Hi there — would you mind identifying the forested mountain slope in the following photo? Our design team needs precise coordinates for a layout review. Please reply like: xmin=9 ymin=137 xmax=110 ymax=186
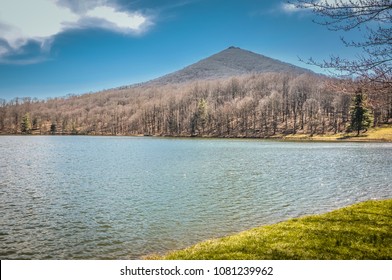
xmin=0 ymin=48 xmax=391 ymax=137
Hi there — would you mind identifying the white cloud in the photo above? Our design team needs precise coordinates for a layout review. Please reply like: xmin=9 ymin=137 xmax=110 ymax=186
xmin=85 ymin=6 xmax=146 ymax=32
xmin=0 ymin=0 xmax=149 ymax=58
xmin=0 ymin=45 xmax=9 ymax=56
xmin=0 ymin=0 xmax=78 ymax=49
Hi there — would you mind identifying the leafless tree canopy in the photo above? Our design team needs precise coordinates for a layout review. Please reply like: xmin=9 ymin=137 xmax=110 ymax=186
xmin=1 ymin=73 xmax=391 ymax=136
xmin=293 ymin=0 xmax=392 ymax=87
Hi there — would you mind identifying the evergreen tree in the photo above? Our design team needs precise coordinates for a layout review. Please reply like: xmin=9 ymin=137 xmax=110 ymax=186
xmin=20 ymin=113 xmax=31 ymax=134
xmin=50 ymin=123 xmax=57 ymax=135
xmin=190 ymin=98 xmax=208 ymax=136
xmin=197 ymin=98 xmax=208 ymax=134
xmin=348 ymin=91 xmax=372 ymax=136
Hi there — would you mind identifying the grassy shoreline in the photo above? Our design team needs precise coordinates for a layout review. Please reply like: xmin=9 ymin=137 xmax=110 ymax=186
xmin=2 ymin=126 xmax=392 ymax=142
xmin=151 ymin=199 xmax=392 ymax=260
xmin=272 ymin=126 xmax=392 ymax=142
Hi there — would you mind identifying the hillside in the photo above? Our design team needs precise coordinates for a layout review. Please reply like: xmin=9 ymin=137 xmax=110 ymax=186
xmin=0 ymin=48 xmax=390 ymax=137
xmin=147 ymin=46 xmax=312 ymax=85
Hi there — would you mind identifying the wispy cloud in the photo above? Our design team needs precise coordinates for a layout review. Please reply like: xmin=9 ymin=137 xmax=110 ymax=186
xmin=281 ymin=0 xmax=352 ymax=13
xmin=85 ymin=6 xmax=147 ymax=33
xmin=281 ymin=3 xmax=302 ymax=13
xmin=0 ymin=0 xmax=151 ymax=61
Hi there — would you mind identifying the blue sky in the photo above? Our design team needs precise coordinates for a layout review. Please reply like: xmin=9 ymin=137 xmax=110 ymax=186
xmin=0 ymin=0 xmax=362 ymax=100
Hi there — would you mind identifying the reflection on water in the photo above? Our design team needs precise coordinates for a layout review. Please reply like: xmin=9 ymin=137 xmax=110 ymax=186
xmin=1 ymin=136 xmax=391 ymax=259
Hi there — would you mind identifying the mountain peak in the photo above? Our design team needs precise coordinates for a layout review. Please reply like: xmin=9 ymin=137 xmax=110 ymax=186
xmin=148 ymin=47 xmax=311 ymax=85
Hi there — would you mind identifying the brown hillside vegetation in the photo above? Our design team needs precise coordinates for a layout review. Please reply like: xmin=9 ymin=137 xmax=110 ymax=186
xmin=0 ymin=73 xmax=391 ymax=137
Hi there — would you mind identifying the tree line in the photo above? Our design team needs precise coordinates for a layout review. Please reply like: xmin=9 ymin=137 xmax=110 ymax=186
xmin=0 ymin=73 xmax=391 ymax=137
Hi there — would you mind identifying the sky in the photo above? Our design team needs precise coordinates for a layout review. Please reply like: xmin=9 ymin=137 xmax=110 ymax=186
xmin=0 ymin=0 xmax=363 ymax=101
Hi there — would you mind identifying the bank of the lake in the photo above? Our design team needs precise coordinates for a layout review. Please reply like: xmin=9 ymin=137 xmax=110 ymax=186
xmin=158 ymin=199 xmax=392 ymax=260
xmin=4 ymin=125 xmax=392 ymax=142
xmin=272 ymin=126 xmax=392 ymax=142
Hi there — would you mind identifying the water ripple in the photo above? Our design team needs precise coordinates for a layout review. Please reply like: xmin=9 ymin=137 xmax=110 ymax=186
xmin=0 ymin=136 xmax=391 ymax=259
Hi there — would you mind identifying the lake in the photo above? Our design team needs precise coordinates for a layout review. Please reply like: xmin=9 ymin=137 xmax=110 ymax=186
xmin=1 ymin=136 xmax=391 ymax=259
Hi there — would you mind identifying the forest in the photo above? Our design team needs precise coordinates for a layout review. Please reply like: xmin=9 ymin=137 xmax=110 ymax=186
xmin=0 ymin=72 xmax=391 ymax=138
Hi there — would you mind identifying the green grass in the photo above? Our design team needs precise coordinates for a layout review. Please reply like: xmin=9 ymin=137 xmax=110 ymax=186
xmin=157 ymin=199 xmax=392 ymax=260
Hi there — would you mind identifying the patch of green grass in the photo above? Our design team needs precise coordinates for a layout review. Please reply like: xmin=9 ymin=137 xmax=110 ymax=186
xmin=160 ymin=199 xmax=392 ymax=260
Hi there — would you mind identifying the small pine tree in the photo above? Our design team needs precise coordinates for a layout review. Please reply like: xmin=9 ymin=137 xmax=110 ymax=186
xmin=20 ymin=113 xmax=31 ymax=134
xmin=197 ymin=98 xmax=208 ymax=133
xmin=348 ymin=91 xmax=372 ymax=136
xmin=50 ymin=123 xmax=57 ymax=135
xmin=191 ymin=98 xmax=208 ymax=136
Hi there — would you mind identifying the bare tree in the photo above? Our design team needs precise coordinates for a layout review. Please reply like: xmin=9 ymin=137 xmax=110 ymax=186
xmin=293 ymin=0 xmax=392 ymax=87
xmin=0 ymin=72 xmax=390 ymax=136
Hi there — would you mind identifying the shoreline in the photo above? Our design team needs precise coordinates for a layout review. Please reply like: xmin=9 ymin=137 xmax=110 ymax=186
xmin=151 ymin=199 xmax=392 ymax=260
xmin=1 ymin=125 xmax=391 ymax=142
xmin=1 ymin=133 xmax=391 ymax=143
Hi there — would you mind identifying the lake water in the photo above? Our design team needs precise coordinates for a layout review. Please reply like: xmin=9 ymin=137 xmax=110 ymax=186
xmin=1 ymin=136 xmax=391 ymax=259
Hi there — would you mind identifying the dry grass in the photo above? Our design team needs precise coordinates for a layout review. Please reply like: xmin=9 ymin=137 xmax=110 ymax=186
xmin=279 ymin=126 xmax=392 ymax=142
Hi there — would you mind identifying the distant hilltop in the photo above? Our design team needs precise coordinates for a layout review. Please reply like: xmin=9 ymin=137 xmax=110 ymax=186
xmin=147 ymin=46 xmax=312 ymax=85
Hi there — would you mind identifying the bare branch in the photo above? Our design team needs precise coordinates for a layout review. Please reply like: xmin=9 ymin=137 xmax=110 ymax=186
xmin=291 ymin=0 xmax=392 ymax=88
